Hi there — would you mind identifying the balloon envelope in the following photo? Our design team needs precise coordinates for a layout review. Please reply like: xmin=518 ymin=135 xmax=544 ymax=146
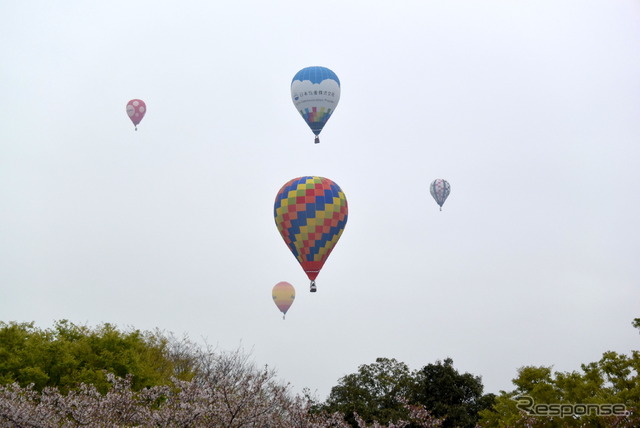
xmin=291 ymin=66 xmax=340 ymax=143
xmin=274 ymin=176 xmax=348 ymax=285
xmin=430 ymin=179 xmax=451 ymax=210
xmin=126 ymin=99 xmax=146 ymax=129
xmin=272 ymin=281 xmax=295 ymax=319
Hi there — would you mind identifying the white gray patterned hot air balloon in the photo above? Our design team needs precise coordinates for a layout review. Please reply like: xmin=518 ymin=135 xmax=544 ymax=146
xmin=430 ymin=179 xmax=451 ymax=211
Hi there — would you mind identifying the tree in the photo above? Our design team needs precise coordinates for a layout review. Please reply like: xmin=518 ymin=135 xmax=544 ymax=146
xmin=412 ymin=358 xmax=495 ymax=428
xmin=322 ymin=357 xmax=492 ymax=428
xmin=0 ymin=346 xmax=444 ymax=427
xmin=323 ymin=358 xmax=417 ymax=426
xmin=0 ymin=320 xmax=195 ymax=393
xmin=477 ymin=319 xmax=640 ymax=427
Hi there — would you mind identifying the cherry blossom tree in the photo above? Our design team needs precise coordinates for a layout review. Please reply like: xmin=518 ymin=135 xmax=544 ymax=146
xmin=0 ymin=348 xmax=443 ymax=428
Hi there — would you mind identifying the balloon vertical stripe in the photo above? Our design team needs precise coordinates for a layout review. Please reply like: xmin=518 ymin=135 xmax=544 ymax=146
xmin=430 ymin=179 xmax=451 ymax=210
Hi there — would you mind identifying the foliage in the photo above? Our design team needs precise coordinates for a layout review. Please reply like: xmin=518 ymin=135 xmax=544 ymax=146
xmin=0 ymin=320 xmax=195 ymax=394
xmin=477 ymin=319 xmax=640 ymax=427
xmin=323 ymin=358 xmax=416 ymax=426
xmin=412 ymin=358 xmax=495 ymax=428
xmin=322 ymin=357 xmax=493 ymax=428
xmin=0 ymin=347 xmax=443 ymax=428
xmin=5 ymin=318 xmax=638 ymax=426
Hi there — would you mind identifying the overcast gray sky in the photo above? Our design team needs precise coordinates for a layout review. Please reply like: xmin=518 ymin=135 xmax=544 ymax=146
xmin=1 ymin=0 xmax=639 ymax=400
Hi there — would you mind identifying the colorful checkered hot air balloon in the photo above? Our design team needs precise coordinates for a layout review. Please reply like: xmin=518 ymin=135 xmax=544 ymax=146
xmin=272 ymin=281 xmax=295 ymax=320
xmin=430 ymin=179 xmax=451 ymax=211
xmin=126 ymin=99 xmax=146 ymax=131
xmin=291 ymin=66 xmax=340 ymax=144
xmin=274 ymin=176 xmax=348 ymax=292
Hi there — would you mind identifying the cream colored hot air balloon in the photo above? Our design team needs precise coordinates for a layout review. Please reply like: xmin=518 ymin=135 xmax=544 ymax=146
xmin=272 ymin=281 xmax=295 ymax=319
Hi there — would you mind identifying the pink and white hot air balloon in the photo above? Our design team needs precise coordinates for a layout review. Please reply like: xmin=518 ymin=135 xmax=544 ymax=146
xmin=126 ymin=99 xmax=146 ymax=130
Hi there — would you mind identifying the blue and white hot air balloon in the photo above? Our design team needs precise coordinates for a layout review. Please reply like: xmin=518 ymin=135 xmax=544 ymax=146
xmin=291 ymin=66 xmax=341 ymax=144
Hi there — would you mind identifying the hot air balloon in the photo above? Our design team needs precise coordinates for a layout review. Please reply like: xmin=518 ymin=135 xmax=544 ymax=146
xmin=430 ymin=179 xmax=451 ymax=211
xmin=126 ymin=99 xmax=146 ymax=130
xmin=274 ymin=176 xmax=348 ymax=292
xmin=272 ymin=281 xmax=295 ymax=319
xmin=291 ymin=66 xmax=340 ymax=144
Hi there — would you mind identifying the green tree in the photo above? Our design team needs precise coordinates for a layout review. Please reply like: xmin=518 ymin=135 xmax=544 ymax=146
xmin=322 ymin=357 xmax=416 ymax=426
xmin=477 ymin=319 xmax=640 ymax=427
xmin=412 ymin=358 xmax=495 ymax=428
xmin=322 ymin=357 xmax=492 ymax=427
xmin=0 ymin=320 xmax=195 ymax=393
